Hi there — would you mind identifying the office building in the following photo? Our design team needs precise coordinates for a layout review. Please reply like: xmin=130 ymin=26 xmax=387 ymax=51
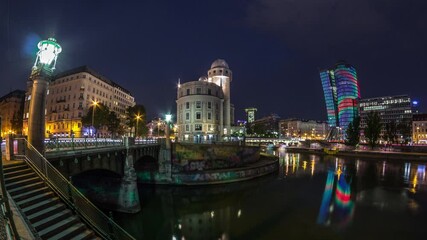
xmin=359 ymin=95 xmax=412 ymax=139
xmin=279 ymin=118 xmax=329 ymax=139
xmin=245 ymin=108 xmax=257 ymax=123
xmin=23 ymin=66 xmax=135 ymax=138
xmin=320 ymin=61 xmax=360 ymax=139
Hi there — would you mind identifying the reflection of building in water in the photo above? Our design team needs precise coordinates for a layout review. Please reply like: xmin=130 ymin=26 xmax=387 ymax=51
xmin=173 ymin=207 xmax=234 ymax=240
xmin=279 ymin=153 xmax=326 ymax=178
xmin=317 ymin=168 xmax=355 ymax=228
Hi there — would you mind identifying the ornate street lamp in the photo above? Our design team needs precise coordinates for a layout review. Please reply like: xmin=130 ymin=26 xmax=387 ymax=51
xmin=28 ymin=37 xmax=62 ymax=152
xmin=33 ymin=38 xmax=62 ymax=72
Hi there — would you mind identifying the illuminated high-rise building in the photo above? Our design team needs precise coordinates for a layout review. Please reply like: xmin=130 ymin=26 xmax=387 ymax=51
xmin=245 ymin=107 xmax=257 ymax=123
xmin=320 ymin=61 xmax=360 ymax=140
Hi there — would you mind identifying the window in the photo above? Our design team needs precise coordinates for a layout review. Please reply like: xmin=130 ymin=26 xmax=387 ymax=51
xmin=186 ymin=112 xmax=190 ymax=120
xmin=185 ymin=125 xmax=189 ymax=132
xmin=208 ymin=102 xmax=212 ymax=109
xmin=196 ymin=88 xmax=201 ymax=94
xmin=208 ymin=112 xmax=212 ymax=120
xmin=196 ymin=101 xmax=201 ymax=108
xmin=195 ymin=124 xmax=202 ymax=131
xmin=186 ymin=89 xmax=190 ymax=95
xmin=186 ymin=102 xmax=190 ymax=109
xmin=208 ymin=89 xmax=211 ymax=95
xmin=196 ymin=112 xmax=201 ymax=120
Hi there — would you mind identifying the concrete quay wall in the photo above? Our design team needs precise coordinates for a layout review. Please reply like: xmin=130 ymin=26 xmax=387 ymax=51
xmin=287 ymin=147 xmax=427 ymax=161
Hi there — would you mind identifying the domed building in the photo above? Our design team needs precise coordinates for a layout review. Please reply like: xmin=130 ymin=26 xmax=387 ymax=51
xmin=176 ymin=59 xmax=234 ymax=142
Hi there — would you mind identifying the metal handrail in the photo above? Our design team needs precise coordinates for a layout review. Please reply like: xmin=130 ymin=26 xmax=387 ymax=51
xmin=15 ymin=138 xmax=135 ymax=240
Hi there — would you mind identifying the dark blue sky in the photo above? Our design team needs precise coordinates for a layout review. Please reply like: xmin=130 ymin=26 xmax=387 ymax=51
xmin=1 ymin=0 xmax=426 ymax=121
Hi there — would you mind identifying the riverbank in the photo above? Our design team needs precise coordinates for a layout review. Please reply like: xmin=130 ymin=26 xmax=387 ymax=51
xmin=286 ymin=147 xmax=427 ymax=161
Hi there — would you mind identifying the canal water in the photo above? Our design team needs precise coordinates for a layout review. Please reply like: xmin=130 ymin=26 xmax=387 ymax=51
xmin=78 ymin=149 xmax=427 ymax=240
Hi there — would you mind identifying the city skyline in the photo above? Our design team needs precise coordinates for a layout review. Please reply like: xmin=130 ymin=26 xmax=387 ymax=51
xmin=1 ymin=0 xmax=426 ymax=121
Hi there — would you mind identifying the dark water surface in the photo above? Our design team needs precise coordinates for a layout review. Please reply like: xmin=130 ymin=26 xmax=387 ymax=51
xmin=80 ymin=149 xmax=427 ymax=240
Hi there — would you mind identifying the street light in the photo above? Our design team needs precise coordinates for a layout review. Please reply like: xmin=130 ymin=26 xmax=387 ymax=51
xmin=91 ymin=100 xmax=99 ymax=137
xmin=135 ymin=114 xmax=142 ymax=138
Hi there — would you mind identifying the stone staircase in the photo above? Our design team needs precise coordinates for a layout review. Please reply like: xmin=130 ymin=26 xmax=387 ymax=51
xmin=3 ymin=161 xmax=101 ymax=240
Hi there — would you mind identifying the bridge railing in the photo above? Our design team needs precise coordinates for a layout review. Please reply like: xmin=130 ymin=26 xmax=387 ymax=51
xmin=45 ymin=137 xmax=159 ymax=152
xmin=45 ymin=138 xmax=124 ymax=152
xmin=15 ymin=138 xmax=135 ymax=240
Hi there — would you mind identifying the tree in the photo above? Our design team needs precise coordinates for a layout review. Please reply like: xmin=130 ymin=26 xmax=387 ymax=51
xmin=106 ymin=112 xmax=121 ymax=138
xmin=346 ymin=116 xmax=360 ymax=146
xmin=11 ymin=112 xmax=23 ymax=134
xmin=126 ymin=105 xmax=147 ymax=137
xmin=384 ymin=120 xmax=397 ymax=144
xmin=397 ymin=120 xmax=411 ymax=144
xmin=81 ymin=103 xmax=120 ymax=137
xmin=364 ymin=112 xmax=382 ymax=149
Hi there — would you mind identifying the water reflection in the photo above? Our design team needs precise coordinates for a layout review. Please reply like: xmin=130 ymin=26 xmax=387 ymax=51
xmin=108 ymin=151 xmax=427 ymax=239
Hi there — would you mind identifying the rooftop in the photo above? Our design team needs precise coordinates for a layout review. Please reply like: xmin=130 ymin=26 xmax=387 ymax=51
xmin=54 ymin=66 xmax=133 ymax=96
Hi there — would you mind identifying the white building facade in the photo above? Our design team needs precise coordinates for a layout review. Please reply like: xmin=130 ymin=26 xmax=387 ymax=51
xmin=176 ymin=59 xmax=234 ymax=142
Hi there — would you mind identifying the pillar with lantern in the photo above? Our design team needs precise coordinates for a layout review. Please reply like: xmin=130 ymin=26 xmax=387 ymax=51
xmin=27 ymin=37 xmax=62 ymax=153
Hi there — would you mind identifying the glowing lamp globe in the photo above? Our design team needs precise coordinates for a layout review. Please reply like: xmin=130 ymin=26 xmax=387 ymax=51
xmin=165 ymin=114 xmax=172 ymax=123
xmin=33 ymin=37 xmax=62 ymax=71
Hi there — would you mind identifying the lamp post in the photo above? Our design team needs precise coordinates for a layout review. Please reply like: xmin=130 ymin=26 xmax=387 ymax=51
xmin=165 ymin=114 xmax=172 ymax=148
xmin=91 ymin=100 xmax=98 ymax=138
xmin=135 ymin=114 xmax=142 ymax=139
xmin=28 ymin=38 xmax=62 ymax=153
xmin=157 ymin=118 xmax=161 ymax=138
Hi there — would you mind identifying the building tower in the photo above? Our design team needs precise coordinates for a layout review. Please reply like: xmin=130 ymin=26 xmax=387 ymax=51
xmin=208 ymin=59 xmax=232 ymax=137
xmin=320 ymin=61 xmax=360 ymax=140
xmin=245 ymin=108 xmax=257 ymax=123
xmin=334 ymin=61 xmax=360 ymax=131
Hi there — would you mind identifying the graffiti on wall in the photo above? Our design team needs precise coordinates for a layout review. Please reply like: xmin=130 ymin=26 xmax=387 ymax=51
xmin=173 ymin=161 xmax=278 ymax=184
xmin=172 ymin=143 xmax=260 ymax=172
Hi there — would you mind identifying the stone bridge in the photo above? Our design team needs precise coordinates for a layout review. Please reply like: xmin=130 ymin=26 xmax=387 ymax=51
xmin=45 ymin=144 xmax=161 ymax=178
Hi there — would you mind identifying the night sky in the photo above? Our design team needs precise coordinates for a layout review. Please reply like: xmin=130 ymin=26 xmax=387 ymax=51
xmin=1 ymin=0 xmax=426 ymax=121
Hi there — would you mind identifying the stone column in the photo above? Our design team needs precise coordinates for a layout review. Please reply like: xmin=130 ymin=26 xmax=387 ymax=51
xmin=158 ymin=124 xmax=172 ymax=182
xmin=27 ymin=72 xmax=50 ymax=153
xmin=117 ymin=136 xmax=141 ymax=213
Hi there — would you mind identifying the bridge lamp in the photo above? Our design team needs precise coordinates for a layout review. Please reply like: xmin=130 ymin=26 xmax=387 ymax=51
xmin=91 ymin=100 xmax=99 ymax=137
xmin=33 ymin=38 xmax=62 ymax=71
